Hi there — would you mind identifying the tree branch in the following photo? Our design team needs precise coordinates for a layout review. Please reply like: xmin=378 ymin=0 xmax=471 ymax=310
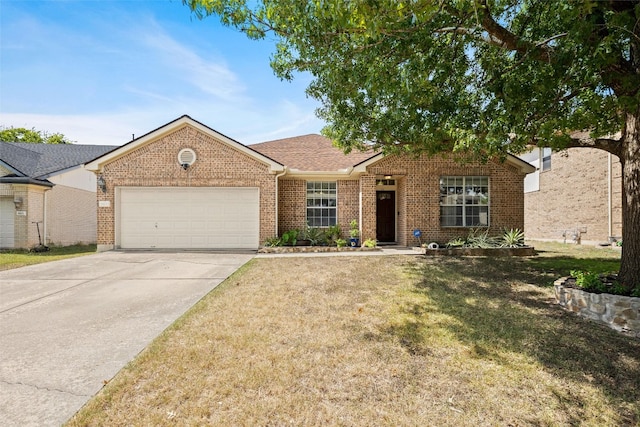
xmin=567 ymin=130 xmax=622 ymax=155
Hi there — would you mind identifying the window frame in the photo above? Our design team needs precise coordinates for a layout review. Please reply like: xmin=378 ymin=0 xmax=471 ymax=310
xmin=306 ymin=181 xmax=337 ymax=228
xmin=439 ymin=176 xmax=490 ymax=227
xmin=541 ymin=147 xmax=552 ymax=171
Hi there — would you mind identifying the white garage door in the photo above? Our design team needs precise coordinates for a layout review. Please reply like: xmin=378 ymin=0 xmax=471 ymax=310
xmin=118 ymin=187 xmax=260 ymax=249
xmin=0 ymin=197 xmax=15 ymax=248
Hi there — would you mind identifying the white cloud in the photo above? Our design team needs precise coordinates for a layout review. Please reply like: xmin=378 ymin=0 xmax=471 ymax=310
xmin=136 ymin=23 xmax=246 ymax=102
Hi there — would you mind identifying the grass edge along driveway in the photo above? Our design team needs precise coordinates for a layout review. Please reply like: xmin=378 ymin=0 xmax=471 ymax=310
xmin=0 ymin=244 xmax=96 ymax=271
xmin=67 ymin=243 xmax=639 ymax=426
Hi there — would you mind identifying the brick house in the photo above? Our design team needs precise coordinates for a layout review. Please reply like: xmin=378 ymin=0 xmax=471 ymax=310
xmin=521 ymin=147 xmax=622 ymax=244
xmin=0 ymin=142 xmax=116 ymax=249
xmin=85 ymin=115 xmax=534 ymax=251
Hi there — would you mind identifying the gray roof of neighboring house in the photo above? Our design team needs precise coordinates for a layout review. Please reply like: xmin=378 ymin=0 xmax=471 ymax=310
xmin=0 ymin=142 xmax=117 ymax=179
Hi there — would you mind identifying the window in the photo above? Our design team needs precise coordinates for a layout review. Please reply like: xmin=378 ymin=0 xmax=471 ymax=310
xmin=439 ymin=176 xmax=489 ymax=227
xmin=306 ymin=182 xmax=337 ymax=227
xmin=542 ymin=147 xmax=552 ymax=171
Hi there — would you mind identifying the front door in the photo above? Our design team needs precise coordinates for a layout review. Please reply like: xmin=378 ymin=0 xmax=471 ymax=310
xmin=376 ymin=191 xmax=396 ymax=242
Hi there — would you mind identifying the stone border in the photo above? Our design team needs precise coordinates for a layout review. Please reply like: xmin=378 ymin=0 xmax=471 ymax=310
xmin=417 ymin=246 xmax=535 ymax=257
xmin=258 ymin=246 xmax=379 ymax=254
xmin=554 ymin=277 xmax=640 ymax=339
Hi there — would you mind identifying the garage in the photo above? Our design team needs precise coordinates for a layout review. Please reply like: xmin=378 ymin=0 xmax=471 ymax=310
xmin=118 ymin=187 xmax=260 ymax=249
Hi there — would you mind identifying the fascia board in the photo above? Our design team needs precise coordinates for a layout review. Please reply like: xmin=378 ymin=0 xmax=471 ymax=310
xmin=505 ymin=154 xmax=536 ymax=174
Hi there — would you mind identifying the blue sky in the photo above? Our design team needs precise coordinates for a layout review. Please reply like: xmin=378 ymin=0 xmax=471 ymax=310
xmin=0 ymin=0 xmax=324 ymax=146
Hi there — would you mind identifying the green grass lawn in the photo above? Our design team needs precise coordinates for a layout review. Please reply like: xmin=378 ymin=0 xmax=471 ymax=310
xmin=67 ymin=241 xmax=638 ymax=426
xmin=0 ymin=244 xmax=96 ymax=271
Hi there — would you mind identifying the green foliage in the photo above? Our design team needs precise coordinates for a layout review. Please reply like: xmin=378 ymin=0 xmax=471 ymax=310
xmin=281 ymin=229 xmax=299 ymax=246
xmin=502 ymin=229 xmax=526 ymax=248
xmin=184 ymin=0 xmax=640 ymax=291
xmin=325 ymin=224 xmax=343 ymax=245
xmin=263 ymin=236 xmax=282 ymax=247
xmin=349 ymin=219 xmax=359 ymax=238
xmin=184 ymin=0 xmax=636 ymax=155
xmin=464 ymin=229 xmax=499 ymax=249
xmin=0 ymin=126 xmax=73 ymax=144
xmin=363 ymin=238 xmax=376 ymax=248
xmin=446 ymin=228 xmax=525 ymax=249
xmin=303 ymin=227 xmax=325 ymax=246
xmin=570 ymin=270 xmax=605 ymax=292
xmin=335 ymin=238 xmax=347 ymax=248
xmin=446 ymin=237 xmax=465 ymax=248
xmin=569 ymin=270 xmax=639 ymax=297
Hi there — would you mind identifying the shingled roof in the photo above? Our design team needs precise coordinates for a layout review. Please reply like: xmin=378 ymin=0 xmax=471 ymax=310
xmin=251 ymin=134 xmax=378 ymax=171
xmin=0 ymin=142 xmax=117 ymax=179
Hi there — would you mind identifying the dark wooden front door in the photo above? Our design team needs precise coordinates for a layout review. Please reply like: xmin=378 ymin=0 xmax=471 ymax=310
xmin=376 ymin=191 xmax=396 ymax=242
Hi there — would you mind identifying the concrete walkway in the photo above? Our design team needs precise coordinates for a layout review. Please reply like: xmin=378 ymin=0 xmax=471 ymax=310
xmin=0 ymin=251 xmax=254 ymax=427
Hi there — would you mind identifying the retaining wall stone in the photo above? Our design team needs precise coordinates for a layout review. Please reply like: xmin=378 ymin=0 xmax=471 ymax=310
xmin=554 ymin=277 xmax=640 ymax=339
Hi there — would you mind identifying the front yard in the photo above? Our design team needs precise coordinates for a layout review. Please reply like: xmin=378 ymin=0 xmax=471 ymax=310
xmin=68 ymin=242 xmax=639 ymax=426
xmin=0 ymin=244 xmax=96 ymax=271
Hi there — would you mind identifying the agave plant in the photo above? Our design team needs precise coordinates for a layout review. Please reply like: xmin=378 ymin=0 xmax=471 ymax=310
xmin=502 ymin=228 xmax=525 ymax=248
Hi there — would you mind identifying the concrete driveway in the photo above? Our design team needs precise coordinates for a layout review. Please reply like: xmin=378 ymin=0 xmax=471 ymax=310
xmin=0 ymin=251 xmax=254 ymax=427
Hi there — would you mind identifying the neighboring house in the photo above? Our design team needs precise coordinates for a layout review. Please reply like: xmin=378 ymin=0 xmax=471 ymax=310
xmin=0 ymin=142 xmax=116 ymax=249
xmin=520 ymin=147 xmax=622 ymax=244
xmin=85 ymin=115 xmax=534 ymax=251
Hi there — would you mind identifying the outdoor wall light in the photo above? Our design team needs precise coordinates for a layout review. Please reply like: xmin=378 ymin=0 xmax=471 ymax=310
xmin=13 ymin=197 xmax=23 ymax=208
xmin=97 ymin=174 xmax=107 ymax=193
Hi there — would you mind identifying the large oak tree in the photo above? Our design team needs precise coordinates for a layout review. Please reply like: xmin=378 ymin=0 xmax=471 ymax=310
xmin=185 ymin=0 xmax=640 ymax=292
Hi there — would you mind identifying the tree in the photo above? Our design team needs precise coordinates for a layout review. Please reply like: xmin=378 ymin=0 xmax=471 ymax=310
xmin=0 ymin=126 xmax=73 ymax=144
xmin=185 ymin=0 xmax=640 ymax=292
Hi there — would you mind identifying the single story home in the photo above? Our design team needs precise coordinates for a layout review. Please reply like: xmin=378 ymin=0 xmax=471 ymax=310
xmin=0 ymin=141 xmax=117 ymax=249
xmin=85 ymin=115 xmax=535 ymax=251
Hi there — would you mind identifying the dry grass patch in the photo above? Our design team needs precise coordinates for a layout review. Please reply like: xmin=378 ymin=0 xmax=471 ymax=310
xmin=68 ymin=247 xmax=639 ymax=426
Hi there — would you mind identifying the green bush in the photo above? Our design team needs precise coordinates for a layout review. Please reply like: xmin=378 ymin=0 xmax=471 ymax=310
xmin=502 ymin=228 xmax=525 ymax=247
xmin=281 ymin=229 xmax=300 ymax=246
xmin=569 ymin=270 xmax=639 ymax=297
xmin=304 ymin=227 xmax=326 ymax=246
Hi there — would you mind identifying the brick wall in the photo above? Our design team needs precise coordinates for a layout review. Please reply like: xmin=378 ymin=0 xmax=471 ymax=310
xmin=273 ymin=153 xmax=526 ymax=247
xmin=97 ymin=125 xmax=277 ymax=248
xmin=26 ymin=186 xmax=46 ymax=247
xmin=366 ymin=153 xmax=526 ymax=246
xmin=46 ymin=185 xmax=98 ymax=246
xmin=524 ymin=148 xmax=622 ymax=243
xmin=276 ymin=178 xmax=360 ymax=239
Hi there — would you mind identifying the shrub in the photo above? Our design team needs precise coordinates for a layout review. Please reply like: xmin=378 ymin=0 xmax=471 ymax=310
xmin=304 ymin=227 xmax=326 ymax=246
xmin=325 ymin=224 xmax=343 ymax=245
xmin=363 ymin=238 xmax=376 ymax=248
xmin=281 ymin=229 xmax=299 ymax=246
xmin=502 ymin=228 xmax=525 ymax=247
xmin=569 ymin=270 xmax=639 ymax=296
xmin=263 ymin=236 xmax=282 ymax=247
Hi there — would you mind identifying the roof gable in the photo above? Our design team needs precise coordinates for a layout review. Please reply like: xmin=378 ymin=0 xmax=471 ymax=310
xmin=85 ymin=115 xmax=284 ymax=173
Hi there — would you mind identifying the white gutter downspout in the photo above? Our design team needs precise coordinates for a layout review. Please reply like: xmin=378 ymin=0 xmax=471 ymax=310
xmin=608 ymin=153 xmax=613 ymax=241
xmin=43 ymin=188 xmax=51 ymax=246
xmin=274 ymin=169 xmax=287 ymax=236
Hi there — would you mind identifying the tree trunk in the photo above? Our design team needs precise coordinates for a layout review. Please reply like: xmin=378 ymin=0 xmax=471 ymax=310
xmin=618 ymin=109 xmax=640 ymax=292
